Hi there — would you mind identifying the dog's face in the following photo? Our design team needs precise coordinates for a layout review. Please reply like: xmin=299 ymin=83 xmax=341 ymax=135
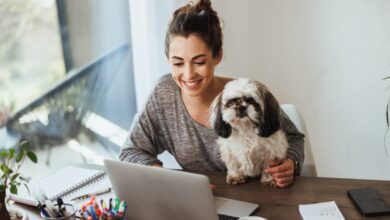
xmin=210 ymin=78 xmax=281 ymax=138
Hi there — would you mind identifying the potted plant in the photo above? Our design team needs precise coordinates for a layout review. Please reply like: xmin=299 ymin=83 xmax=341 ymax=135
xmin=0 ymin=141 xmax=37 ymax=220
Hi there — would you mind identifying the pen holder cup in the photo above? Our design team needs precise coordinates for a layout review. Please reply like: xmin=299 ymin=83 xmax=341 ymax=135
xmin=40 ymin=203 xmax=77 ymax=220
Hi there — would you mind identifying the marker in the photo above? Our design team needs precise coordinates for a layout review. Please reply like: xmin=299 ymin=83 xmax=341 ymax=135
xmin=118 ymin=200 xmax=126 ymax=214
xmin=45 ymin=200 xmax=60 ymax=217
xmin=90 ymin=206 xmax=98 ymax=220
xmin=114 ymin=198 xmax=120 ymax=211
xmin=39 ymin=206 xmax=50 ymax=217
xmin=57 ymin=198 xmax=64 ymax=216
xmin=109 ymin=198 xmax=112 ymax=211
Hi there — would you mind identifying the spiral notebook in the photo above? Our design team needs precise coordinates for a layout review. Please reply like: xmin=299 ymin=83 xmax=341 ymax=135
xmin=10 ymin=166 xmax=109 ymax=206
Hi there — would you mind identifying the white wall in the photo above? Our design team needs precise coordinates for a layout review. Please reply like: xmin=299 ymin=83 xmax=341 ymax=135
xmin=213 ymin=0 xmax=390 ymax=180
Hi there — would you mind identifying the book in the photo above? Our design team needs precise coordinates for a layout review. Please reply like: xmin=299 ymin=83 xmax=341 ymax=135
xmin=9 ymin=166 xmax=109 ymax=206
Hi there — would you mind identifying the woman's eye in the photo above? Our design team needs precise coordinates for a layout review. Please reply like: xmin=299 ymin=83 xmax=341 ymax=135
xmin=194 ymin=61 xmax=206 ymax=65
xmin=173 ymin=63 xmax=183 ymax=67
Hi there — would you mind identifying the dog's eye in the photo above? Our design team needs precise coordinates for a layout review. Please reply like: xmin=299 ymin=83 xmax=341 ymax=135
xmin=244 ymin=97 xmax=256 ymax=105
xmin=226 ymin=98 xmax=240 ymax=107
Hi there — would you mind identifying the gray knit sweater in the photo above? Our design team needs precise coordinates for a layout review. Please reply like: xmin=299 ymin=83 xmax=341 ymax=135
xmin=119 ymin=74 xmax=305 ymax=172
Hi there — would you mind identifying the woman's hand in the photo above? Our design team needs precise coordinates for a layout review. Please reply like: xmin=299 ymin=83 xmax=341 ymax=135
xmin=265 ymin=158 xmax=295 ymax=188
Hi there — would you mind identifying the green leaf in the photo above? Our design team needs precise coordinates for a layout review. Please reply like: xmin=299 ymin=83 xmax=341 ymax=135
xmin=0 ymin=184 xmax=5 ymax=191
xmin=19 ymin=176 xmax=31 ymax=182
xmin=383 ymin=76 xmax=390 ymax=80
xmin=20 ymin=141 xmax=29 ymax=151
xmin=10 ymin=173 xmax=19 ymax=182
xmin=0 ymin=164 xmax=11 ymax=175
xmin=0 ymin=151 xmax=8 ymax=158
xmin=10 ymin=184 xmax=17 ymax=194
xmin=26 ymin=151 xmax=37 ymax=163
xmin=0 ymin=164 xmax=5 ymax=171
xmin=15 ymin=151 xmax=24 ymax=163
xmin=9 ymin=148 xmax=15 ymax=158
xmin=23 ymin=183 xmax=31 ymax=196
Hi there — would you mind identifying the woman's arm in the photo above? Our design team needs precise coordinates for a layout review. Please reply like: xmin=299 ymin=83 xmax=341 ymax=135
xmin=265 ymin=109 xmax=305 ymax=187
xmin=281 ymin=109 xmax=305 ymax=174
xmin=118 ymin=90 xmax=165 ymax=166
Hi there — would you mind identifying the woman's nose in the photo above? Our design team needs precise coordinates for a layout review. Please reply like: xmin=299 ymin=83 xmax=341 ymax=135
xmin=183 ymin=64 xmax=195 ymax=78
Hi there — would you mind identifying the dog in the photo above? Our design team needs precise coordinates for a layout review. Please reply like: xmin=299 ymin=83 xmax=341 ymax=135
xmin=210 ymin=78 xmax=288 ymax=186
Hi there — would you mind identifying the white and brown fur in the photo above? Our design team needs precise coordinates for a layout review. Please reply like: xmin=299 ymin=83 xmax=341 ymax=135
xmin=210 ymin=78 xmax=288 ymax=186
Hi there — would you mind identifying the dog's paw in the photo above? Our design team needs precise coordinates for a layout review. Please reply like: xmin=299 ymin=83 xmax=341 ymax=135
xmin=260 ymin=174 xmax=276 ymax=187
xmin=262 ymin=179 xmax=277 ymax=187
xmin=226 ymin=175 xmax=246 ymax=185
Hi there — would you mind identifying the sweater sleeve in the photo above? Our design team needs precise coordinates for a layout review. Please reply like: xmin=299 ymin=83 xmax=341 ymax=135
xmin=280 ymin=109 xmax=305 ymax=172
xmin=118 ymin=89 xmax=165 ymax=166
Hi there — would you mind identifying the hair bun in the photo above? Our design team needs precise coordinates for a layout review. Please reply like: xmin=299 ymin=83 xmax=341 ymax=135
xmin=165 ymin=0 xmax=223 ymax=58
xmin=197 ymin=0 xmax=212 ymax=11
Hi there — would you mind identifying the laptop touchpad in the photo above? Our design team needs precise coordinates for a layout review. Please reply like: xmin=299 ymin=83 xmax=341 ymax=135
xmin=214 ymin=196 xmax=259 ymax=217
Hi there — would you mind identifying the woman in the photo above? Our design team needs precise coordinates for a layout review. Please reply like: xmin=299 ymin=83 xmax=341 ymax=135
xmin=119 ymin=0 xmax=304 ymax=188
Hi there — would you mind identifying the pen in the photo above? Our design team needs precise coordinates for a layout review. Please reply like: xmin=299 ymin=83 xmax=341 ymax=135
xmin=90 ymin=206 xmax=98 ymax=220
xmin=39 ymin=206 xmax=50 ymax=217
xmin=71 ymin=188 xmax=112 ymax=201
xmin=57 ymin=198 xmax=64 ymax=216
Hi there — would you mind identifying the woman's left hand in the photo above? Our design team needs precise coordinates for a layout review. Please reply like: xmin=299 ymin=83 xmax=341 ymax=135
xmin=265 ymin=158 xmax=295 ymax=188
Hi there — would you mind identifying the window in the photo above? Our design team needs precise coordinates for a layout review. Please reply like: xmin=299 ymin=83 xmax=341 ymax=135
xmin=0 ymin=0 xmax=65 ymax=125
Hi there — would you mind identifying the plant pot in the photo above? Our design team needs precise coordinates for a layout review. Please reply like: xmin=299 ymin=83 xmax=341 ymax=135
xmin=7 ymin=207 xmax=28 ymax=220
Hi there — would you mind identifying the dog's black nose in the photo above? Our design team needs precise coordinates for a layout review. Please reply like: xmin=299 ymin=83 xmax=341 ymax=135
xmin=237 ymin=106 xmax=247 ymax=118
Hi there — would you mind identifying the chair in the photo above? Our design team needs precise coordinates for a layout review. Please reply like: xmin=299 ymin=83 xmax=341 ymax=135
xmin=3 ymin=44 xmax=129 ymax=164
xmin=281 ymin=104 xmax=317 ymax=176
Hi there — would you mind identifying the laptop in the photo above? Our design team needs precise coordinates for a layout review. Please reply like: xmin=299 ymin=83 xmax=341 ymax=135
xmin=104 ymin=159 xmax=259 ymax=220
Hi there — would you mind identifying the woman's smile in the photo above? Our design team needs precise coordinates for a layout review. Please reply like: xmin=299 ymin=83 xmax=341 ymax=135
xmin=181 ymin=78 xmax=203 ymax=90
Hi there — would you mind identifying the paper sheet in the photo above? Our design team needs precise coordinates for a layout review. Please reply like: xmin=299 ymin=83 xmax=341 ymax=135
xmin=299 ymin=201 xmax=345 ymax=220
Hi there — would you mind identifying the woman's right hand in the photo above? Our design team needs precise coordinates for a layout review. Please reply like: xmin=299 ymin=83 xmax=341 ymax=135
xmin=152 ymin=164 xmax=163 ymax=168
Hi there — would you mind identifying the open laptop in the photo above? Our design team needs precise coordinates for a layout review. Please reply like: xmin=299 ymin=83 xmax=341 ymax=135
xmin=104 ymin=159 xmax=259 ymax=220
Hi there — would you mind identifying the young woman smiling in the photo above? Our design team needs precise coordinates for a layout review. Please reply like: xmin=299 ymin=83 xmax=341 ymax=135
xmin=119 ymin=0 xmax=304 ymax=188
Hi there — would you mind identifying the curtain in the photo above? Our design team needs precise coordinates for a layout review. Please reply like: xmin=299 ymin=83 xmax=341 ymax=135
xmin=129 ymin=0 xmax=186 ymax=111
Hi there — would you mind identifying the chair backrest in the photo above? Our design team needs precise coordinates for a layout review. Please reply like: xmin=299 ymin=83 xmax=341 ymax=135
xmin=281 ymin=104 xmax=317 ymax=177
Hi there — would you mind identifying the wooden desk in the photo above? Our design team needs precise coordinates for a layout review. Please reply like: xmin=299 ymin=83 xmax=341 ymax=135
xmin=205 ymin=172 xmax=390 ymax=220
xmin=12 ymin=172 xmax=390 ymax=220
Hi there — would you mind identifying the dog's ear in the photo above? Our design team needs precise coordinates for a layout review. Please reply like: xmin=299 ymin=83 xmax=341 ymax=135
xmin=210 ymin=94 xmax=232 ymax=138
xmin=258 ymin=91 xmax=281 ymax=137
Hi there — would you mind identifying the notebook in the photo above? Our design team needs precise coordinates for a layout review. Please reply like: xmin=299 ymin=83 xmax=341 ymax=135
xmin=9 ymin=166 xmax=108 ymax=206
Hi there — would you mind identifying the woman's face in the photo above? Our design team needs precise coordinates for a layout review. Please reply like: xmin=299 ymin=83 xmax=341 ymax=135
xmin=168 ymin=34 xmax=222 ymax=97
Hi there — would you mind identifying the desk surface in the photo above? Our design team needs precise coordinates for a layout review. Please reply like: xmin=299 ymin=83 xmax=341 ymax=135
xmin=14 ymin=172 xmax=390 ymax=220
xmin=206 ymin=172 xmax=390 ymax=220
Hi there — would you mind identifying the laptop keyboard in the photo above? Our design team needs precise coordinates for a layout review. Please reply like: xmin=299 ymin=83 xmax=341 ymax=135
xmin=218 ymin=214 xmax=240 ymax=220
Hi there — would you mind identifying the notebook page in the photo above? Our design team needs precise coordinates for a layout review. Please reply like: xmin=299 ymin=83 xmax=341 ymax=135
xmin=35 ymin=166 xmax=103 ymax=200
xmin=299 ymin=201 xmax=345 ymax=220
xmin=64 ymin=174 xmax=114 ymax=206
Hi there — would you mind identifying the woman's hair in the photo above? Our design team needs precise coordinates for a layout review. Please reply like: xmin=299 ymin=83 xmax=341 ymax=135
xmin=165 ymin=0 xmax=223 ymax=58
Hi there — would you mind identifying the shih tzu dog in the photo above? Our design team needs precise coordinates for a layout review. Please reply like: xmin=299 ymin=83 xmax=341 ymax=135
xmin=210 ymin=78 xmax=288 ymax=186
